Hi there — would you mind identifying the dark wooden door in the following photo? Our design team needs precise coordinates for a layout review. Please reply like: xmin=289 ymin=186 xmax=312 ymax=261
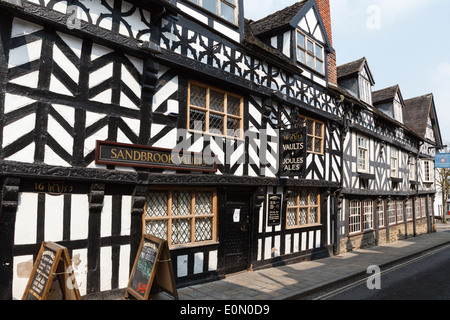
xmin=223 ymin=193 xmax=251 ymax=274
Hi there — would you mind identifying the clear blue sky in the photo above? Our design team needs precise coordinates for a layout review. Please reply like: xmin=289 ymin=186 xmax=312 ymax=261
xmin=244 ymin=0 xmax=450 ymax=143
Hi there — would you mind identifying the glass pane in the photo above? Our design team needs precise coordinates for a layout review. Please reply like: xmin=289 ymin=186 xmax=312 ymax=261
xmin=190 ymin=84 xmax=207 ymax=108
xmin=172 ymin=191 xmax=191 ymax=216
xmin=195 ymin=192 xmax=212 ymax=215
xmin=315 ymin=122 xmax=323 ymax=137
xmin=299 ymin=208 xmax=307 ymax=225
xmin=220 ymin=1 xmax=234 ymax=23
xmin=209 ymin=113 xmax=224 ymax=134
xmin=310 ymin=190 xmax=318 ymax=205
xmin=297 ymin=49 xmax=305 ymax=64
xmin=202 ymin=0 xmax=217 ymax=14
xmin=145 ymin=220 xmax=168 ymax=240
xmin=306 ymin=119 xmax=313 ymax=135
xmin=315 ymin=44 xmax=323 ymax=60
xmin=306 ymin=53 xmax=315 ymax=69
xmin=314 ymin=138 xmax=322 ymax=153
xmin=287 ymin=192 xmax=297 ymax=207
xmin=307 ymin=136 xmax=313 ymax=152
xmin=195 ymin=218 xmax=213 ymax=242
xmin=190 ymin=109 xmax=206 ymax=131
xmin=297 ymin=32 xmax=305 ymax=49
xmin=210 ymin=90 xmax=224 ymax=112
xmin=299 ymin=190 xmax=308 ymax=206
xmin=146 ymin=192 xmax=168 ymax=217
xmin=227 ymin=117 xmax=241 ymax=137
xmin=172 ymin=219 xmax=191 ymax=245
xmin=307 ymin=40 xmax=314 ymax=53
xmin=287 ymin=208 xmax=297 ymax=227
xmin=309 ymin=207 xmax=317 ymax=224
xmin=315 ymin=60 xmax=324 ymax=74
xmin=227 ymin=95 xmax=241 ymax=116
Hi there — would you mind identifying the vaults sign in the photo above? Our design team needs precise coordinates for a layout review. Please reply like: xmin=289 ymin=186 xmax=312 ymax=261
xmin=95 ymin=141 xmax=217 ymax=173
xmin=280 ymin=128 xmax=307 ymax=177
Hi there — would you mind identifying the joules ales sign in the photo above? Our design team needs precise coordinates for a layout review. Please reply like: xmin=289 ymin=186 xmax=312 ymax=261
xmin=280 ymin=128 xmax=307 ymax=176
xmin=95 ymin=141 xmax=217 ymax=172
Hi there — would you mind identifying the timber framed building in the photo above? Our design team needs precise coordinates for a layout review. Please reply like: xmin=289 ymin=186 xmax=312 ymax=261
xmin=0 ymin=0 xmax=442 ymax=300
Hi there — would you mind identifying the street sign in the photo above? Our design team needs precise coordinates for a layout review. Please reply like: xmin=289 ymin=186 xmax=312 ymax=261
xmin=435 ymin=154 xmax=450 ymax=168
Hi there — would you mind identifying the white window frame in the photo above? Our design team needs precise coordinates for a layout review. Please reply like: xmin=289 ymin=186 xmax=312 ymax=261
xmin=363 ymin=200 xmax=374 ymax=231
xmin=423 ymin=160 xmax=433 ymax=182
xmin=359 ymin=76 xmax=372 ymax=105
xmin=296 ymin=30 xmax=325 ymax=75
xmin=358 ymin=136 xmax=369 ymax=173
xmin=189 ymin=0 xmax=238 ymax=24
xmin=409 ymin=157 xmax=416 ymax=181
xmin=349 ymin=200 xmax=361 ymax=235
xmin=391 ymin=148 xmax=399 ymax=178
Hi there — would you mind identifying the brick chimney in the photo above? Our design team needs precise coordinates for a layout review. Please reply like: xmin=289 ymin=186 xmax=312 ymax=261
xmin=315 ymin=0 xmax=337 ymax=86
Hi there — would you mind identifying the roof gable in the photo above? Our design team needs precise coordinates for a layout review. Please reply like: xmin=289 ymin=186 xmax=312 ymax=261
xmin=404 ymin=94 xmax=443 ymax=146
xmin=337 ymin=57 xmax=375 ymax=85
xmin=249 ymin=0 xmax=332 ymax=52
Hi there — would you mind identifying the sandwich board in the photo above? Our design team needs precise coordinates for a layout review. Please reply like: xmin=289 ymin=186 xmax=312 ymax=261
xmin=125 ymin=234 xmax=178 ymax=300
xmin=22 ymin=242 xmax=81 ymax=300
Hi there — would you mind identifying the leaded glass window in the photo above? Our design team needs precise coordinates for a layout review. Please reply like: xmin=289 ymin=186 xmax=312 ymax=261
xmin=144 ymin=188 xmax=217 ymax=247
xmin=286 ymin=188 xmax=320 ymax=228
xmin=188 ymin=81 xmax=243 ymax=139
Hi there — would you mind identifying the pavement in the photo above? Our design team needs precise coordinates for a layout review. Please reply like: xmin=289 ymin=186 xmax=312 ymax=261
xmin=159 ymin=223 xmax=450 ymax=300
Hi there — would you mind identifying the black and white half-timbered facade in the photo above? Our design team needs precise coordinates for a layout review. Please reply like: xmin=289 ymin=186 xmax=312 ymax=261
xmin=332 ymin=57 xmax=443 ymax=254
xmin=0 ymin=0 xmax=442 ymax=300
xmin=0 ymin=0 xmax=344 ymax=299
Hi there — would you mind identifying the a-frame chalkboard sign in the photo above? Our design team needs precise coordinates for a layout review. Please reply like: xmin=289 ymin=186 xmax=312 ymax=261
xmin=125 ymin=235 xmax=178 ymax=300
xmin=22 ymin=242 xmax=81 ymax=300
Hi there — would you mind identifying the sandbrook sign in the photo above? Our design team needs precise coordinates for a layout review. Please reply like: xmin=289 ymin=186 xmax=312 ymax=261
xmin=95 ymin=141 xmax=217 ymax=173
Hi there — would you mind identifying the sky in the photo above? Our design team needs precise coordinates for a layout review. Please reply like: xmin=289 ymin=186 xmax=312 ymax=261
xmin=244 ymin=0 xmax=450 ymax=144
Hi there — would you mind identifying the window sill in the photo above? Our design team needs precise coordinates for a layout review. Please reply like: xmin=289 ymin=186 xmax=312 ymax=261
xmin=286 ymin=223 xmax=322 ymax=230
xmin=169 ymin=240 xmax=219 ymax=251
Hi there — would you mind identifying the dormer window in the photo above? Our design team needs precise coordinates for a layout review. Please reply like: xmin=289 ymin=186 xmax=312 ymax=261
xmin=189 ymin=0 xmax=237 ymax=24
xmin=296 ymin=30 xmax=324 ymax=75
xmin=393 ymin=96 xmax=403 ymax=123
xmin=358 ymin=67 xmax=372 ymax=105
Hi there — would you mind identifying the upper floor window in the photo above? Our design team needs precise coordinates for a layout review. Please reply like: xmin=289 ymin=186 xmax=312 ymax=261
xmin=391 ymin=148 xmax=398 ymax=178
xmin=188 ymin=81 xmax=243 ymax=139
xmin=409 ymin=157 xmax=416 ymax=181
xmin=296 ymin=30 xmax=324 ymax=75
xmin=359 ymin=78 xmax=372 ymax=105
xmin=357 ymin=136 xmax=369 ymax=173
xmin=423 ymin=160 xmax=433 ymax=182
xmin=189 ymin=0 xmax=237 ymax=24
xmin=393 ymin=97 xmax=403 ymax=123
xmin=298 ymin=116 xmax=324 ymax=155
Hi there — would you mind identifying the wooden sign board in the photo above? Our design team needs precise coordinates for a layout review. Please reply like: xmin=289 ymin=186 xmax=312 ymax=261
xmin=22 ymin=242 xmax=81 ymax=300
xmin=125 ymin=234 xmax=178 ymax=300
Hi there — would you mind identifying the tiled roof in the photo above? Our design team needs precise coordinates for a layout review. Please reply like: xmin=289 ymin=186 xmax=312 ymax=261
xmin=372 ymin=85 xmax=399 ymax=104
xmin=337 ymin=57 xmax=366 ymax=79
xmin=249 ymin=1 xmax=308 ymax=36
xmin=403 ymin=94 xmax=433 ymax=138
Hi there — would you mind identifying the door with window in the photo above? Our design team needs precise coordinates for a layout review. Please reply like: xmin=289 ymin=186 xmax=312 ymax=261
xmin=222 ymin=193 xmax=252 ymax=274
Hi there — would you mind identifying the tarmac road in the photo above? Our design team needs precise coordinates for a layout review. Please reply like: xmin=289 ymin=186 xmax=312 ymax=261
xmin=305 ymin=228 xmax=450 ymax=300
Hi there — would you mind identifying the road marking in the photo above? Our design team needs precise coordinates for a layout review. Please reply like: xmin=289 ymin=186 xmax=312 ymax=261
xmin=313 ymin=244 xmax=450 ymax=300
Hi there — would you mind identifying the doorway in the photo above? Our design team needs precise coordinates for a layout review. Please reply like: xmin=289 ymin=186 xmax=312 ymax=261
xmin=222 ymin=193 xmax=252 ymax=274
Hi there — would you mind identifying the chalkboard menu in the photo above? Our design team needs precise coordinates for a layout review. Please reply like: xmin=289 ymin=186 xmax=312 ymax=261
xmin=281 ymin=127 xmax=307 ymax=177
xmin=25 ymin=247 xmax=58 ymax=300
xmin=267 ymin=194 xmax=282 ymax=227
xmin=130 ymin=240 xmax=159 ymax=298
xmin=23 ymin=242 xmax=81 ymax=300
xmin=125 ymin=235 xmax=178 ymax=300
